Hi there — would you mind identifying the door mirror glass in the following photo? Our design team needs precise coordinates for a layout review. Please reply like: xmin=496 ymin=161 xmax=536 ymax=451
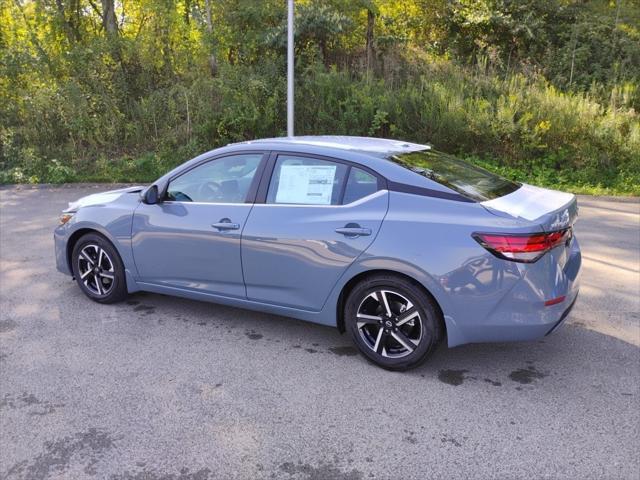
xmin=143 ymin=185 xmax=159 ymax=205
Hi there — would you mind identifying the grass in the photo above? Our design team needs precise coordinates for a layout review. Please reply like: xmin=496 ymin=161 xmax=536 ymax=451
xmin=465 ymin=157 xmax=640 ymax=196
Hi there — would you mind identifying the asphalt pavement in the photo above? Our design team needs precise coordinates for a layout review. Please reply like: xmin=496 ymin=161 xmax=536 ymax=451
xmin=0 ymin=185 xmax=638 ymax=479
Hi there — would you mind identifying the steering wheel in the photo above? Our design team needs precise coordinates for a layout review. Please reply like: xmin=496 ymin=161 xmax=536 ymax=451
xmin=198 ymin=181 xmax=223 ymax=202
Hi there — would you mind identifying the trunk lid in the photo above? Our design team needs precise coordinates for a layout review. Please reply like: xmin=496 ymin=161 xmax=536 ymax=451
xmin=481 ymin=183 xmax=578 ymax=232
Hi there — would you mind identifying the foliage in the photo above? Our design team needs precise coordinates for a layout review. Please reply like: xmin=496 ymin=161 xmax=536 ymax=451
xmin=0 ymin=0 xmax=638 ymax=194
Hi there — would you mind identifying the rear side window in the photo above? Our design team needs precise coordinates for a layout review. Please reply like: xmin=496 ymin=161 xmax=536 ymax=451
xmin=389 ymin=150 xmax=520 ymax=202
xmin=343 ymin=167 xmax=378 ymax=204
xmin=267 ymin=155 xmax=348 ymax=205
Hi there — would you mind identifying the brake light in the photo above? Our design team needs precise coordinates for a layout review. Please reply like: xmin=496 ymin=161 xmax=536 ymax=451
xmin=473 ymin=229 xmax=571 ymax=263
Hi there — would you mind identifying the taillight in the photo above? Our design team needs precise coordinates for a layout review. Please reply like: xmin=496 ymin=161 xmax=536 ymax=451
xmin=473 ymin=229 xmax=571 ymax=263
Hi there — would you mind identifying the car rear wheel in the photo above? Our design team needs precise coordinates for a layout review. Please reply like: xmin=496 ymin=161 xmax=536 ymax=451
xmin=71 ymin=233 xmax=127 ymax=304
xmin=344 ymin=274 xmax=443 ymax=371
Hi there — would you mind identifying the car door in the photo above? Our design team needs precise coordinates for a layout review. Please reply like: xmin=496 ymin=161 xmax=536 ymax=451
xmin=131 ymin=152 xmax=266 ymax=297
xmin=241 ymin=153 xmax=389 ymax=311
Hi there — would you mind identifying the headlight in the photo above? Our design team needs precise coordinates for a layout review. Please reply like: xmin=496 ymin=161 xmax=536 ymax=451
xmin=59 ymin=212 xmax=75 ymax=225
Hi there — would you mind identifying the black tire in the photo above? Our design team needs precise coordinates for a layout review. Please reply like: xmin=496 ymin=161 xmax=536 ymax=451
xmin=71 ymin=233 xmax=128 ymax=304
xmin=344 ymin=274 xmax=443 ymax=371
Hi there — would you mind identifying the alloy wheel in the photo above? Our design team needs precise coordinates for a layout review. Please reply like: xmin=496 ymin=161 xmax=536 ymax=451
xmin=356 ymin=290 xmax=423 ymax=358
xmin=77 ymin=244 xmax=115 ymax=296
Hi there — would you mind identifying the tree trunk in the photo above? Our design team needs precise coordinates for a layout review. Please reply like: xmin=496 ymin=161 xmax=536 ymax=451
xmin=320 ymin=39 xmax=329 ymax=68
xmin=184 ymin=0 xmax=190 ymax=24
xmin=208 ymin=54 xmax=218 ymax=77
xmin=14 ymin=0 xmax=55 ymax=70
xmin=101 ymin=0 xmax=118 ymax=36
xmin=204 ymin=0 xmax=213 ymax=33
xmin=204 ymin=0 xmax=217 ymax=76
xmin=365 ymin=8 xmax=376 ymax=77
xmin=568 ymin=26 xmax=577 ymax=86
xmin=55 ymin=0 xmax=81 ymax=43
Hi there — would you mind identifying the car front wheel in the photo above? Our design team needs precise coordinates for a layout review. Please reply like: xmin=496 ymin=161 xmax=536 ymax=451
xmin=71 ymin=233 xmax=128 ymax=304
xmin=344 ymin=274 xmax=443 ymax=371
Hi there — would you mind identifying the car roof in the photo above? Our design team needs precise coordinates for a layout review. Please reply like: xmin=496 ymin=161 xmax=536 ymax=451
xmin=240 ymin=136 xmax=430 ymax=157
xmin=226 ymin=136 xmax=446 ymax=190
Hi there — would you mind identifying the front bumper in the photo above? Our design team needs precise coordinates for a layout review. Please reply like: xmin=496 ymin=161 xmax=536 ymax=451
xmin=54 ymin=225 xmax=71 ymax=275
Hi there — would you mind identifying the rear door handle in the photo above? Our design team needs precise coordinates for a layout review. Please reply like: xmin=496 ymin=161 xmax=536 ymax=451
xmin=211 ymin=218 xmax=240 ymax=231
xmin=335 ymin=224 xmax=372 ymax=238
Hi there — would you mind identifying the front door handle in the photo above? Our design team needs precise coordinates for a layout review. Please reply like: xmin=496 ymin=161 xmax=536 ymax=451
xmin=211 ymin=218 xmax=240 ymax=231
xmin=335 ymin=223 xmax=372 ymax=238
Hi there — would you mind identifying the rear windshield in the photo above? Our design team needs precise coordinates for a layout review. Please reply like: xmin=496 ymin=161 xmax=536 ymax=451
xmin=389 ymin=150 xmax=520 ymax=202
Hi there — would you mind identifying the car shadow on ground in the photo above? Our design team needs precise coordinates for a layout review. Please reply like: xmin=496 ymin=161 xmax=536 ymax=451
xmin=113 ymin=289 xmax=638 ymax=395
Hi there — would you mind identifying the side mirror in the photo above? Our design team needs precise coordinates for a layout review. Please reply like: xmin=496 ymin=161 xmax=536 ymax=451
xmin=142 ymin=185 xmax=160 ymax=205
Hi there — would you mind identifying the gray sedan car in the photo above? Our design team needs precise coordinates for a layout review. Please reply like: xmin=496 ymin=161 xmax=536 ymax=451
xmin=55 ymin=136 xmax=581 ymax=370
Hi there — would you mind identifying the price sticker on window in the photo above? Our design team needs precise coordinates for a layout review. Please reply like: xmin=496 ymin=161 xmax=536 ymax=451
xmin=275 ymin=165 xmax=337 ymax=205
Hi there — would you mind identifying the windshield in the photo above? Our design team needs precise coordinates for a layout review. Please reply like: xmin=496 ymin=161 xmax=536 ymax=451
xmin=389 ymin=150 xmax=520 ymax=202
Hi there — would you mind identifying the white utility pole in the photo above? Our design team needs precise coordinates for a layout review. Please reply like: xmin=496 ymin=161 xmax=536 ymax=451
xmin=287 ymin=0 xmax=294 ymax=137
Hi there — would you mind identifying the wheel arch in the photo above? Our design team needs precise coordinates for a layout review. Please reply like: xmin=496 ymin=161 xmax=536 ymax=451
xmin=66 ymin=227 xmax=124 ymax=276
xmin=335 ymin=269 xmax=446 ymax=339
xmin=66 ymin=228 xmax=98 ymax=273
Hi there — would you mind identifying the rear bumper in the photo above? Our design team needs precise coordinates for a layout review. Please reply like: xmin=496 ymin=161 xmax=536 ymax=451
xmin=445 ymin=237 xmax=581 ymax=347
xmin=545 ymin=292 xmax=579 ymax=336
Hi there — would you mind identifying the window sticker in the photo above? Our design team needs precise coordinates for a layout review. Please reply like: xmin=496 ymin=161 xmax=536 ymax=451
xmin=275 ymin=164 xmax=337 ymax=205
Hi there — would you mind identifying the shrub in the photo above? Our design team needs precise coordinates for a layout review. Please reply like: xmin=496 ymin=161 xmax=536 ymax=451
xmin=1 ymin=59 xmax=638 ymax=194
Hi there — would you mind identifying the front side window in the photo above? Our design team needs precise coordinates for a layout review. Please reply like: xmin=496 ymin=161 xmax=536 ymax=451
xmin=389 ymin=150 xmax=520 ymax=202
xmin=167 ymin=154 xmax=263 ymax=203
xmin=267 ymin=156 xmax=348 ymax=205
